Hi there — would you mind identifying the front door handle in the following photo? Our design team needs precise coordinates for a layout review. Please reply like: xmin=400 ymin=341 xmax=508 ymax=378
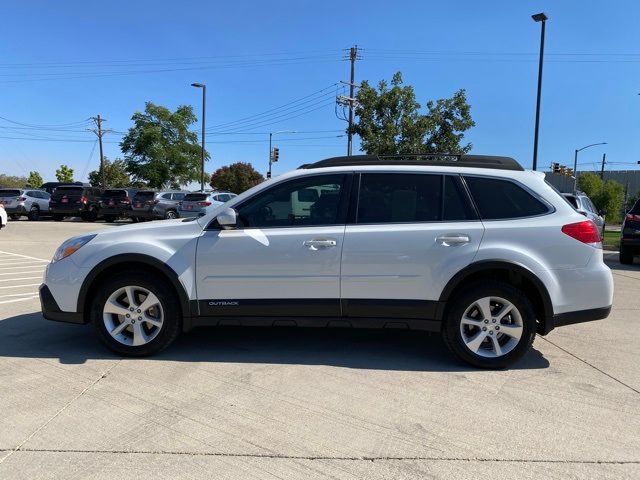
xmin=303 ymin=238 xmax=337 ymax=250
xmin=436 ymin=234 xmax=470 ymax=246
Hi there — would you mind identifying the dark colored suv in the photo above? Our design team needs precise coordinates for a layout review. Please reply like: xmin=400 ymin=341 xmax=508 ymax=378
xmin=128 ymin=190 xmax=157 ymax=221
xmin=99 ymin=188 xmax=139 ymax=223
xmin=49 ymin=186 xmax=102 ymax=221
xmin=620 ymin=199 xmax=640 ymax=264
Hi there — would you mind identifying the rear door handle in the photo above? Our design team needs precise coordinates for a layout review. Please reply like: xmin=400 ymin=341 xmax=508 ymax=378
xmin=436 ymin=234 xmax=470 ymax=246
xmin=303 ymin=239 xmax=337 ymax=250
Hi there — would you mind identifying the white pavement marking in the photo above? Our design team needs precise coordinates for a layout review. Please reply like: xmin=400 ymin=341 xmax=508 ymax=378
xmin=0 ymin=276 xmax=42 ymax=283
xmin=0 ymin=270 xmax=44 ymax=276
xmin=0 ymin=283 xmax=41 ymax=290
xmin=2 ymin=292 xmax=43 ymax=297
xmin=0 ymin=296 xmax=39 ymax=305
xmin=0 ymin=265 xmax=48 ymax=270
xmin=0 ymin=250 xmax=49 ymax=262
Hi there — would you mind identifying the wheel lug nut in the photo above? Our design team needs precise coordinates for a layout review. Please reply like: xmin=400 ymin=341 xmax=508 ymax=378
xmin=129 ymin=308 xmax=134 ymax=312
xmin=138 ymin=316 xmax=142 ymax=321
xmin=482 ymin=326 xmax=487 ymax=331
xmin=484 ymin=319 xmax=489 ymax=324
xmin=137 ymin=309 xmax=141 ymax=313
xmin=495 ymin=326 xmax=500 ymax=330
xmin=489 ymin=331 xmax=493 ymax=335
xmin=126 ymin=314 xmax=130 ymax=318
xmin=492 ymin=319 xmax=496 ymax=323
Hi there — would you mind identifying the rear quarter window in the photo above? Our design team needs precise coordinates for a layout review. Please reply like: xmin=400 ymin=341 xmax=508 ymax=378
xmin=464 ymin=176 xmax=550 ymax=220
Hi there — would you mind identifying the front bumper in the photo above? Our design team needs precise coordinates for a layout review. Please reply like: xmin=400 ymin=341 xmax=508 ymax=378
xmin=40 ymin=284 xmax=84 ymax=324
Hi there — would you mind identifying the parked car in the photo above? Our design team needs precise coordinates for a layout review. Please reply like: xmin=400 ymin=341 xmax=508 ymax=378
xmin=49 ymin=185 xmax=102 ymax=222
xmin=131 ymin=190 xmax=189 ymax=219
xmin=178 ymin=191 xmax=237 ymax=218
xmin=0 ymin=188 xmax=50 ymax=221
xmin=562 ymin=191 xmax=605 ymax=238
xmin=127 ymin=190 xmax=156 ymax=222
xmin=41 ymin=181 xmax=86 ymax=195
xmin=99 ymin=188 xmax=139 ymax=223
xmin=620 ymin=198 xmax=640 ymax=264
xmin=0 ymin=204 xmax=6 ymax=230
xmin=40 ymin=154 xmax=613 ymax=369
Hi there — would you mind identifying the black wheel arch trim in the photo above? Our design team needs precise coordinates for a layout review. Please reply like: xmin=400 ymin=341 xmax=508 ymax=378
xmin=436 ymin=260 xmax=554 ymax=333
xmin=76 ymin=253 xmax=193 ymax=324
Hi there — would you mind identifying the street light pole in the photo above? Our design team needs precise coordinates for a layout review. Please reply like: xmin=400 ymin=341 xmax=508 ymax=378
xmin=573 ymin=142 xmax=607 ymax=190
xmin=191 ymin=83 xmax=206 ymax=191
xmin=531 ymin=12 xmax=548 ymax=171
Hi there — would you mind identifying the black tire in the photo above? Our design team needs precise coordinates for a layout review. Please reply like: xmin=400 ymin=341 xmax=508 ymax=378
xmin=441 ymin=281 xmax=537 ymax=369
xmin=52 ymin=214 xmax=64 ymax=222
xmin=9 ymin=214 xmax=21 ymax=220
xmin=131 ymin=216 xmax=140 ymax=223
xmin=164 ymin=210 xmax=178 ymax=220
xmin=104 ymin=215 xmax=116 ymax=223
xmin=620 ymin=247 xmax=634 ymax=265
xmin=28 ymin=206 xmax=40 ymax=221
xmin=91 ymin=271 xmax=181 ymax=356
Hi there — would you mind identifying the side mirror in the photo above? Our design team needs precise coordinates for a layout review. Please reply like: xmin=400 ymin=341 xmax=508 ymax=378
xmin=217 ymin=207 xmax=237 ymax=229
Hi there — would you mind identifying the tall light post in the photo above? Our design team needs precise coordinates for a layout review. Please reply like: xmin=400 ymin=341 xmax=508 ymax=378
xmin=191 ymin=82 xmax=206 ymax=191
xmin=531 ymin=12 xmax=548 ymax=171
xmin=573 ymin=142 xmax=607 ymax=189
xmin=268 ymin=130 xmax=295 ymax=179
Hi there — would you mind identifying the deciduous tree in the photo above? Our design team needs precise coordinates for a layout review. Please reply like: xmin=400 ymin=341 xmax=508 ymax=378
xmin=27 ymin=171 xmax=43 ymax=188
xmin=210 ymin=162 xmax=264 ymax=194
xmin=55 ymin=165 xmax=74 ymax=183
xmin=88 ymin=158 xmax=131 ymax=188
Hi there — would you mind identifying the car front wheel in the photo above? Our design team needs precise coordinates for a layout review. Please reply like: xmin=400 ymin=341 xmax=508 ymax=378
xmin=164 ymin=210 xmax=178 ymax=219
xmin=442 ymin=281 xmax=536 ymax=369
xmin=91 ymin=272 xmax=181 ymax=356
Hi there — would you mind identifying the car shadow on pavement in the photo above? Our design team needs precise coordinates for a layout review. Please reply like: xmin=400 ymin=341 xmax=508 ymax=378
xmin=0 ymin=312 xmax=550 ymax=372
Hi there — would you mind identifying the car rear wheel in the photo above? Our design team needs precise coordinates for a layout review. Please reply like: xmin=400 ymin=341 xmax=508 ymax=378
xmin=620 ymin=247 xmax=634 ymax=265
xmin=164 ymin=210 xmax=178 ymax=220
xmin=91 ymin=272 xmax=181 ymax=356
xmin=442 ymin=281 xmax=536 ymax=369
xmin=28 ymin=206 xmax=40 ymax=221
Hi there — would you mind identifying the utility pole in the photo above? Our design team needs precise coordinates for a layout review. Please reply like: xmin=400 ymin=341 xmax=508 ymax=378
xmin=344 ymin=45 xmax=361 ymax=156
xmin=600 ymin=153 xmax=606 ymax=179
xmin=531 ymin=13 xmax=548 ymax=171
xmin=90 ymin=115 xmax=107 ymax=188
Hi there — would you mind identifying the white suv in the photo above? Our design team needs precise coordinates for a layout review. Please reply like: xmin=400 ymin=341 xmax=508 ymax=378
xmin=40 ymin=155 xmax=613 ymax=368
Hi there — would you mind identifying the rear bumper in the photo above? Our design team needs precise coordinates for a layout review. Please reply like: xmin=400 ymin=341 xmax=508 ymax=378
xmin=50 ymin=207 xmax=84 ymax=216
xmin=551 ymin=305 xmax=611 ymax=329
xmin=4 ymin=205 xmax=27 ymax=215
xmin=620 ymin=236 xmax=640 ymax=250
xmin=100 ymin=207 xmax=129 ymax=216
xmin=39 ymin=284 xmax=84 ymax=324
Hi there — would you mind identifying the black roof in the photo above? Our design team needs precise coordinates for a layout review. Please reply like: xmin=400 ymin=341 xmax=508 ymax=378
xmin=299 ymin=154 xmax=524 ymax=172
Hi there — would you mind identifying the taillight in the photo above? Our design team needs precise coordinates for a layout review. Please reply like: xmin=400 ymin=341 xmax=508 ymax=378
xmin=625 ymin=213 xmax=640 ymax=223
xmin=562 ymin=220 xmax=602 ymax=246
xmin=80 ymin=196 xmax=87 ymax=204
xmin=198 ymin=201 xmax=212 ymax=206
xmin=122 ymin=197 xmax=131 ymax=204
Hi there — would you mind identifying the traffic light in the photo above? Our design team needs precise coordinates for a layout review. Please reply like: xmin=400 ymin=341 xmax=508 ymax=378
xmin=266 ymin=171 xmax=271 ymax=179
xmin=566 ymin=168 xmax=574 ymax=177
xmin=272 ymin=147 xmax=280 ymax=162
xmin=552 ymin=162 xmax=561 ymax=173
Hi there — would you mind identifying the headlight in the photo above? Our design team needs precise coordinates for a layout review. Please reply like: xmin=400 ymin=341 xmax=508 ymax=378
xmin=52 ymin=234 xmax=96 ymax=262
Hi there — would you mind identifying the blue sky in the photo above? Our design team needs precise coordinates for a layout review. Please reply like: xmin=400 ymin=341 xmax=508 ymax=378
xmin=1 ymin=0 xmax=638 ymax=183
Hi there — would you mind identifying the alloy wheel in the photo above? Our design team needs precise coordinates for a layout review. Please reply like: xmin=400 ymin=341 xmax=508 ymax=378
xmin=103 ymin=285 xmax=164 ymax=346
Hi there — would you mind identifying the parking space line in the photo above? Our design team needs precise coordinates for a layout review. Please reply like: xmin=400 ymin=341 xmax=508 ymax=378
xmin=0 ymin=265 xmax=49 ymax=271
xmin=2 ymin=292 xmax=41 ymax=297
xmin=0 ymin=270 xmax=45 ymax=276
xmin=0 ymin=276 xmax=42 ymax=283
xmin=0 ymin=283 xmax=41 ymax=290
xmin=0 ymin=250 xmax=49 ymax=262
xmin=0 ymin=296 xmax=39 ymax=305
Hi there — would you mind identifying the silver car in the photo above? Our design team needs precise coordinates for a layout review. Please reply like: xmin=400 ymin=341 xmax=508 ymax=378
xmin=0 ymin=188 xmax=50 ymax=221
xmin=178 ymin=191 xmax=237 ymax=218
xmin=563 ymin=191 xmax=605 ymax=238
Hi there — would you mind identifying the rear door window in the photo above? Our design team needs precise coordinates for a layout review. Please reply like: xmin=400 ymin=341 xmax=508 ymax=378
xmin=357 ymin=173 xmax=442 ymax=223
xmin=464 ymin=176 xmax=550 ymax=220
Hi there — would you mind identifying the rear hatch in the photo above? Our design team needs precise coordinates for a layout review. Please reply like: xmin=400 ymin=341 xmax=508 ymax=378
xmin=0 ymin=189 xmax=22 ymax=208
xmin=100 ymin=189 xmax=132 ymax=210
xmin=50 ymin=186 xmax=84 ymax=209
xmin=179 ymin=193 xmax=210 ymax=212
xmin=132 ymin=191 xmax=156 ymax=211
xmin=623 ymin=201 xmax=640 ymax=237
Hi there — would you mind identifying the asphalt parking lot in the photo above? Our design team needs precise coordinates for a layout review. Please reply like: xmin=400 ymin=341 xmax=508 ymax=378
xmin=0 ymin=220 xmax=638 ymax=479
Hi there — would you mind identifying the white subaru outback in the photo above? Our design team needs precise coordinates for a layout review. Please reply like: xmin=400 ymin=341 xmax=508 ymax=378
xmin=40 ymin=155 xmax=613 ymax=368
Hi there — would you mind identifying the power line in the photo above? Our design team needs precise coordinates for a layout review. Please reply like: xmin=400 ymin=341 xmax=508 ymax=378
xmin=0 ymin=115 xmax=92 ymax=128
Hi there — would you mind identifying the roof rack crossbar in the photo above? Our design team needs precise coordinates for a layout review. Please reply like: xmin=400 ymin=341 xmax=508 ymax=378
xmin=299 ymin=154 xmax=524 ymax=171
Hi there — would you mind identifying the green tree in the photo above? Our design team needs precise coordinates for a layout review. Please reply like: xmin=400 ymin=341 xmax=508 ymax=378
xmin=120 ymin=102 xmax=206 ymax=189
xmin=55 ymin=165 xmax=74 ymax=183
xmin=0 ymin=174 xmax=28 ymax=188
xmin=576 ymin=172 xmax=602 ymax=199
xmin=27 ymin=171 xmax=44 ymax=188
xmin=352 ymin=72 xmax=475 ymax=155
xmin=210 ymin=162 xmax=264 ymax=194
xmin=595 ymin=180 xmax=624 ymax=223
xmin=88 ymin=158 xmax=132 ymax=188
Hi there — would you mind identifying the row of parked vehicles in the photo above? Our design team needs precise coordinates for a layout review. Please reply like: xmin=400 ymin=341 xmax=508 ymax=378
xmin=0 ymin=183 xmax=237 ymax=223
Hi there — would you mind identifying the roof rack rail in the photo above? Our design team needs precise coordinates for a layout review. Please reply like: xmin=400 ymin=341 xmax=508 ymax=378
xmin=299 ymin=154 xmax=524 ymax=172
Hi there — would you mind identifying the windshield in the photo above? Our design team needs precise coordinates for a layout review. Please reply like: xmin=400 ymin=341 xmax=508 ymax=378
xmin=102 ymin=190 xmax=128 ymax=198
xmin=52 ymin=187 xmax=83 ymax=197
xmin=134 ymin=191 xmax=155 ymax=200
